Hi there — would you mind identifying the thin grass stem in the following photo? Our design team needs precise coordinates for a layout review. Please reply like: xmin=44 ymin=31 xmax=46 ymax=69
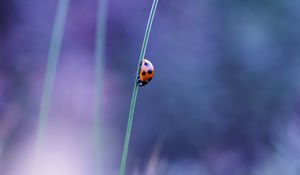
xmin=94 ymin=0 xmax=108 ymax=173
xmin=119 ymin=0 xmax=159 ymax=174
xmin=36 ymin=0 xmax=70 ymax=153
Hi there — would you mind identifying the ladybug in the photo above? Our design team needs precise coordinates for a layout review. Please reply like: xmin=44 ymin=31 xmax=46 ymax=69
xmin=137 ymin=59 xmax=154 ymax=86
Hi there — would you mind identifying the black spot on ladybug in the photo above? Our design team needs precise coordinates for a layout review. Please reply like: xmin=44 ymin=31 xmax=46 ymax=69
xmin=148 ymin=78 xmax=152 ymax=81
xmin=144 ymin=62 xmax=148 ymax=66
xmin=142 ymin=71 xmax=146 ymax=76
xmin=147 ymin=70 xmax=153 ymax=74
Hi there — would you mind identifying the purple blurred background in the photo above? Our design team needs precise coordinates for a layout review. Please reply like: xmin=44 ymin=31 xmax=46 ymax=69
xmin=1 ymin=0 xmax=300 ymax=174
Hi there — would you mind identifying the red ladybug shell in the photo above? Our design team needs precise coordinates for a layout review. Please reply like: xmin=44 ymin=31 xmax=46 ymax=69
xmin=137 ymin=59 xmax=154 ymax=86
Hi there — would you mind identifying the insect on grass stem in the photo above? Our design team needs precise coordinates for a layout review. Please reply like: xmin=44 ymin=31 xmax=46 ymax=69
xmin=119 ymin=0 xmax=159 ymax=174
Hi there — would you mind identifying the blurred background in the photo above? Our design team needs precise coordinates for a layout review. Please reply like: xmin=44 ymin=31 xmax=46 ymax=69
xmin=1 ymin=0 xmax=300 ymax=174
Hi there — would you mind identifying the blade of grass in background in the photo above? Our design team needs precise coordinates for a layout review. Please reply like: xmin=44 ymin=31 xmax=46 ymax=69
xmin=35 ymin=0 xmax=70 ymax=154
xmin=94 ymin=0 xmax=108 ymax=173
xmin=119 ymin=0 xmax=159 ymax=174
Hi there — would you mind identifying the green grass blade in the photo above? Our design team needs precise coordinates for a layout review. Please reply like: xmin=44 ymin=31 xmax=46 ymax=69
xmin=36 ymin=0 xmax=70 ymax=152
xmin=119 ymin=0 xmax=159 ymax=174
xmin=94 ymin=0 xmax=108 ymax=173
